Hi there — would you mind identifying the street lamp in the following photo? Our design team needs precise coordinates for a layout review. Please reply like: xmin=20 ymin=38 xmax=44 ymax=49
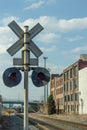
xmin=47 ymin=68 xmax=50 ymax=100
xmin=43 ymin=57 xmax=48 ymax=103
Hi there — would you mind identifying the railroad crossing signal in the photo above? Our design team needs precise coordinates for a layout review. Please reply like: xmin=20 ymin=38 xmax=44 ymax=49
xmin=2 ymin=20 xmax=50 ymax=130
xmin=7 ymin=20 xmax=43 ymax=58
xmin=7 ymin=20 xmax=43 ymax=67
xmin=3 ymin=20 xmax=50 ymax=87
xmin=4 ymin=20 xmax=44 ymax=130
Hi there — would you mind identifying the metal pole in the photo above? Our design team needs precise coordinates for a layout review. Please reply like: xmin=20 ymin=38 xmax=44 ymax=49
xmin=43 ymin=57 xmax=48 ymax=103
xmin=47 ymin=83 xmax=48 ymax=100
xmin=47 ymin=68 xmax=50 ymax=100
xmin=23 ymin=26 xmax=30 ymax=130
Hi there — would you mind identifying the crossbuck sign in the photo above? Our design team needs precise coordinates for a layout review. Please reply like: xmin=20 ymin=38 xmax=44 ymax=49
xmin=7 ymin=20 xmax=44 ymax=130
xmin=7 ymin=20 xmax=43 ymax=57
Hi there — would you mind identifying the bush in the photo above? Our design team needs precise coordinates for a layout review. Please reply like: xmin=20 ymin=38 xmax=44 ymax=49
xmin=47 ymin=95 xmax=56 ymax=115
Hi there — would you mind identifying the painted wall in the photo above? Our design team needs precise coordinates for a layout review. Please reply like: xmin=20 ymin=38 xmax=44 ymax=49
xmin=79 ymin=67 xmax=87 ymax=114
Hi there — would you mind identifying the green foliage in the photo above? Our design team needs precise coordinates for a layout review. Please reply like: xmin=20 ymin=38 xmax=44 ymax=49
xmin=47 ymin=95 xmax=56 ymax=115
xmin=29 ymin=104 xmax=39 ymax=112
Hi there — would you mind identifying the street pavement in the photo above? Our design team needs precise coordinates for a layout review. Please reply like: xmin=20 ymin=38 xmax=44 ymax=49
xmin=1 ymin=115 xmax=39 ymax=130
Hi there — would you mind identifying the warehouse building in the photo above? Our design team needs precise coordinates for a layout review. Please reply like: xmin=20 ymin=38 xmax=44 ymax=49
xmin=50 ymin=54 xmax=87 ymax=114
xmin=50 ymin=74 xmax=63 ymax=113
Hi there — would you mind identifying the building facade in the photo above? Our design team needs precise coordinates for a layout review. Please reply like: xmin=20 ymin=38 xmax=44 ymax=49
xmin=79 ymin=67 xmax=87 ymax=114
xmin=50 ymin=74 xmax=64 ymax=113
xmin=63 ymin=61 xmax=79 ymax=114
xmin=50 ymin=55 xmax=87 ymax=114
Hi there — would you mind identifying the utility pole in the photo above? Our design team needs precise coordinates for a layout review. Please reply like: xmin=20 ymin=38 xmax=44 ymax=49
xmin=23 ymin=26 xmax=29 ymax=130
xmin=47 ymin=68 xmax=50 ymax=100
xmin=43 ymin=57 xmax=48 ymax=103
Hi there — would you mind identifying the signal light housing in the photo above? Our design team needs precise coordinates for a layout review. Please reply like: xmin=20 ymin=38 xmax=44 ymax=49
xmin=31 ymin=67 xmax=50 ymax=87
xmin=3 ymin=67 xmax=22 ymax=87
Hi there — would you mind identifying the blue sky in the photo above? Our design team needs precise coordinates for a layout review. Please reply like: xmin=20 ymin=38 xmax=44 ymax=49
xmin=0 ymin=0 xmax=87 ymax=101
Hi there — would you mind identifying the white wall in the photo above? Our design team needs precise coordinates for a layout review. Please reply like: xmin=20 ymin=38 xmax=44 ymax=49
xmin=79 ymin=67 xmax=87 ymax=114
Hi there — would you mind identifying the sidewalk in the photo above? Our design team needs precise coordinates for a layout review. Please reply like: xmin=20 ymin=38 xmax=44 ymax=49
xmin=0 ymin=115 xmax=39 ymax=130
xmin=0 ymin=115 xmax=23 ymax=130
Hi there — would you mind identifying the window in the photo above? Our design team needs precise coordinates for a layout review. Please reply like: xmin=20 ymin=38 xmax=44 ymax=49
xmin=70 ymin=81 xmax=72 ymax=90
xmin=64 ymin=105 xmax=67 ymax=112
xmin=68 ymin=95 xmax=70 ymax=101
xmin=71 ymin=105 xmax=74 ymax=111
xmin=67 ymin=82 xmax=68 ymax=91
xmin=71 ymin=94 xmax=73 ymax=101
xmin=64 ymin=95 xmax=68 ymax=102
xmin=68 ymin=105 xmax=70 ymax=112
xmin=67 ymin=71 xmax=69 ymax=80
xmin=68 ymin=82 xmax=70 ymax=91
xmin=64 ymin=84 xmax=66 ymax=92
xmin=64 ymin=73 xmax=67 ymax=81
xmin=70 ymin=69 xmax=73 ymax=78
xmin=64 ymin=84 xmax=67 ymax=92
xmin=64 ymin=96 xmax=66 ymax=102
xmin=77 ymin=105 xmax=79 ymax=111
xmin=73 ymin=66 xmax=78 ymax=76
xmin=73 ymin=79 xmax=78 ymax=89
xmin=75 ymin=93 xmax=79 ymax=101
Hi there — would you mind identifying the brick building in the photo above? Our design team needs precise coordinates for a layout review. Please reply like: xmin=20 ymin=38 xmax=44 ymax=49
xmin=50 ymin=74 xmax=64 ymax=113
xmin=50 ymin=54 xmax=87 ymax=114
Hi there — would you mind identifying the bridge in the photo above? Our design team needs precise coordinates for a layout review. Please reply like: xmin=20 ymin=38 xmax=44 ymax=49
xmin=2 ymin=99 xmax=43 ymax=106
xmin=2 ymin=99 xmax=43 ymax=112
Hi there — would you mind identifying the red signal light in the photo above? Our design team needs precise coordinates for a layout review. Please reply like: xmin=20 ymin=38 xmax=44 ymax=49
xmin=9 ymin=72 xmax=16 ymax=80
xmin=37 ymin=72 xmax=45 ymax=80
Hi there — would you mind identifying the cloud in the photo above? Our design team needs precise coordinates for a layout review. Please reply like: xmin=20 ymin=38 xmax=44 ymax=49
xmin=23 ymin=16 xmax=87 ymax=33
xmin=67 ymin=35 xmax=83 ymax=42
xmin=24 ymin=16 xmax=87 ymax=34
xmin=24 ymin=0 xmax=57 ymax=10
xmin=37 ymin=33 xmax=61 ymax=43
xmin=0 ymin=45 xmax=8 ymax=54
xmin=24 ymin=0 xmax=44 ymax=10
xmin=62 ymin=45 xmax=87 ymax=55
xmin=71 ymin=45 xmax=87 ymax=53
xmin=1 ymin=16 xmax=87 ymax=55
xmin=57 ymin=17 xmax=87 ymax=32
xmin=0 ymin=16 xmax=19 ymax=26
xmin=47 ymin=63 xmax=64 ymax=74
xmin=23 ymin=16 xmax=87 ymax=44
xmin=0 ymin=18 xmax=19 ymax=55
xmin=0 ymin=26 xmax=18 ymax=53
xmin=33 ymin=16 xmax=87 ymax=33
xmin=41 ymin=45 xmax=56 ymax=52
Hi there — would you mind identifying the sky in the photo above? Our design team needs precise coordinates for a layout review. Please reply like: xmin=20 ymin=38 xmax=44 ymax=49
xmin=0 ymin=0 xmax=87 ymax=101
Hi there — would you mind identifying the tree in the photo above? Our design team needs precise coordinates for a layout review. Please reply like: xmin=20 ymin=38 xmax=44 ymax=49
xmin=47 ymin=95 xmax=56 ymax=115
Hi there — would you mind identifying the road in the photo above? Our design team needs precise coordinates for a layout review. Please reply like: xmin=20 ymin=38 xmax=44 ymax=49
xmin=1 ymin=115 xmax=39 ymax=130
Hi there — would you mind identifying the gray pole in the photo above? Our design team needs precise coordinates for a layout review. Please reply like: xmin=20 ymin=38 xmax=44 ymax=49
xmin=43 ymin=57 xmax=48 ymax=103
xmin=23 ymin=26 xmax=30 ymax=130
xmin=47 ymin=68 xmax=50 ymax=100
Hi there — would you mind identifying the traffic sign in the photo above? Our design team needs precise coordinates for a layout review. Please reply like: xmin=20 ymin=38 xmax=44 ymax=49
xmin=8 ymin=20 xmax=43 ymax=39
xmin=7 ymin=20 xmax=43 ymax=57
xmin=8 ymin=20 xmax=23 ymax=38
xmin=29 ymin=40 xmax=42 ymax=57
xmin=13 ymin=58 xmax=38 ymax=66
